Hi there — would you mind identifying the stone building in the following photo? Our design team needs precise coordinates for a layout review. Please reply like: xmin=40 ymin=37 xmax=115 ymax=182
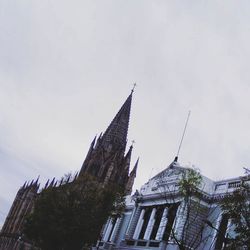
xmin=97 ymin=159 xmax=250 ymax=250
xmin=0 ymin=180 xmax=40 ymax=249
xmin=0 ymin=91 xmax=138 ymax=249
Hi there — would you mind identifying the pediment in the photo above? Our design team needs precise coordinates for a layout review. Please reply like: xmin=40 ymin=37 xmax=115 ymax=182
xmin=152 ymin=166 xmax=184 ymax=181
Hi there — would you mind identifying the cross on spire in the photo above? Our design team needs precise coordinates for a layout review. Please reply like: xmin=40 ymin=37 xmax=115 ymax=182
xmin=131 ymin=83 xmax=137 ymax=93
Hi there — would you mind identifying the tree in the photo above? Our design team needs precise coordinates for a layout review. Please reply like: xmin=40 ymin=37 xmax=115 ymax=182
xmin=171 ymin=168 xmax=205 ymax=250
xmin=220 ymin=178 xmax=250 ymax=249
xmin=157 ymin=166 xmax=217 ymax=250
xmin=23 ymin=174 xmax=125 ymax=250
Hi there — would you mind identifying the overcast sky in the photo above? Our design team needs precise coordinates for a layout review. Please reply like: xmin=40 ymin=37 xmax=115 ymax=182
xmin=1 ymin=0 xmax=250 ymax=226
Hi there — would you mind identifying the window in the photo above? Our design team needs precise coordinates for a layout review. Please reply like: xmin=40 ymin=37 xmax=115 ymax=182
xmin=215 ymin=183 xmax=226 ymax=191
xmin=228 ymin=181 xmax=241 ymax=189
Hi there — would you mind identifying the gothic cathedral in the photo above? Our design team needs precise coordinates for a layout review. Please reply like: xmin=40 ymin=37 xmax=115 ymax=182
xmin=0 ymin=91 xmax=138 ymax=250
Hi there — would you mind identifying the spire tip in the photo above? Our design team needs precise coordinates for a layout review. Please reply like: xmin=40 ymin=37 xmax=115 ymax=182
xmin=131 ymin=83 xmax=137 ymax=94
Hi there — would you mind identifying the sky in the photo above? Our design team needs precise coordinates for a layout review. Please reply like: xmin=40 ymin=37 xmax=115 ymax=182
xmin=1 ymin=0 xmax=250 ymax=226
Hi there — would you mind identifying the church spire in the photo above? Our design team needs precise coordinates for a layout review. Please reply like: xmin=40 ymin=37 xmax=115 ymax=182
xmin=101 ymin=91 xmax=133 ymax=151
xmin=80 ymin=89 xmax=136 ymax=186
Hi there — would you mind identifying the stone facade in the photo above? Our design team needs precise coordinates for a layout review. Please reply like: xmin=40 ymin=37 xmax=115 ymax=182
xmin=0 ymin=180 xmax=39 ymax=250
xmin=97 ymin=160 xmax=250 ymax=250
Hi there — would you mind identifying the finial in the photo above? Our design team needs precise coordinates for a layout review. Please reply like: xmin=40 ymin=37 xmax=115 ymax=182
xmin=22 ymin=181 xmax=27 ymax=189
xmin=133 ymin=157 xmax=139 ymax=171
xmin=66 ymin=174 xmax=71 ymax=183
xmin=131 ymin=83 xmax=137 ymax=93
xmin=59 ymin=178 xmax=64 ymax=186
xmin=49 ymin=177 xmax=55 ymax=187
xmin=35 ymin=175 xmax=40 ymax=185
xmin=44 ymin=179 xmax=50 ymax=189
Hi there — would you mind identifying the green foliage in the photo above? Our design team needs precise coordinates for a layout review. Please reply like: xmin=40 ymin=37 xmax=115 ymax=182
xmin=178 ymin=168 xmax=202 ymax=197
xmin=23 ymin=174 xmax=125 ymax=250
xmin=221 ymin=182 xmax=250 ymax=248
xmin=161 ymin=168 xmax=204 ymax=249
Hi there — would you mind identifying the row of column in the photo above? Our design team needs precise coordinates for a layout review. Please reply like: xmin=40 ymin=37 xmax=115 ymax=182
xmin=102 ymin=217 xmax=121 ymax=243
xmin=101 ymin=204 xmax=181 ymax=244
xmin=133 ymin=206 xmax=169 ymax=241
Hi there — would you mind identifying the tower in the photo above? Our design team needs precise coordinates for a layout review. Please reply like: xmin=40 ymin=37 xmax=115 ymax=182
xmin=80 ymin=90 xmax=138 ymax=191
xmin=0 ymin=180 xmax=39 ymax=249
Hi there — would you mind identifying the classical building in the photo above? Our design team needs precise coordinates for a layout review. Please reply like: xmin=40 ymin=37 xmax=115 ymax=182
xmin=0 ymin=91 xmax=138 ymax=250
xmin=97 ymin=159 xmax=250 ymax=250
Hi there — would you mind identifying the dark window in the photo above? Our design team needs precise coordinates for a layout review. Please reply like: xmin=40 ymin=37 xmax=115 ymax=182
xmin=137 ymin=240 xmax=147 ymax=246
xmin=228 ymin=181 xmax=241 ymax=188
xmin=215 ymin=183 xmax=226 ymax=191
xmin=126 ymin=239 xmax=135 ymax=246
xmin=149 ymin=241 xmax=160 ymax=247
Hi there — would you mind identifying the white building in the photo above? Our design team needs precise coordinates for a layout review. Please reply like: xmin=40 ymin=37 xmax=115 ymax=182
xmin=97 ymin=158 xmax=249 ymax=250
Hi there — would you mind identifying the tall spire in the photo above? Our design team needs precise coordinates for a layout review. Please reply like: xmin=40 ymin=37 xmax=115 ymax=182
xmin=80 ymin=89 xmax=136 ymax=186
xmin=101 ymin=91 xmax=133 ymax=151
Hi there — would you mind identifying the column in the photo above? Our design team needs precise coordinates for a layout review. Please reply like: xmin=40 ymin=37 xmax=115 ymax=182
xmin=212 ymin=213 xmax=222 ymax=242
xmin=225 ymin=218 xmax=231 ymax=235
xmin=173 ymin=202 xmax=186 ymax=239
xmin=156 ymin=207 xmax=169 ymax=240
xmin=103 ymin=218 xmax=114 ymax=242
xmin=144 ymin=207 xmax=157 ymax=240
xmin=100 ymin=218 xmax=110 ymax=240
xmin=133 ymin=209 xmax=145 ymax=239
xmin=125 ymin=206 xmax=137 ymax=238
xmin=110 ymin=217 xmax=121 ymax=242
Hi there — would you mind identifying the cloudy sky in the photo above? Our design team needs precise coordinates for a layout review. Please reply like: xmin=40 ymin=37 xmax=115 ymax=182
xmin=1 ymin=0 xmax=250 ymax=225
